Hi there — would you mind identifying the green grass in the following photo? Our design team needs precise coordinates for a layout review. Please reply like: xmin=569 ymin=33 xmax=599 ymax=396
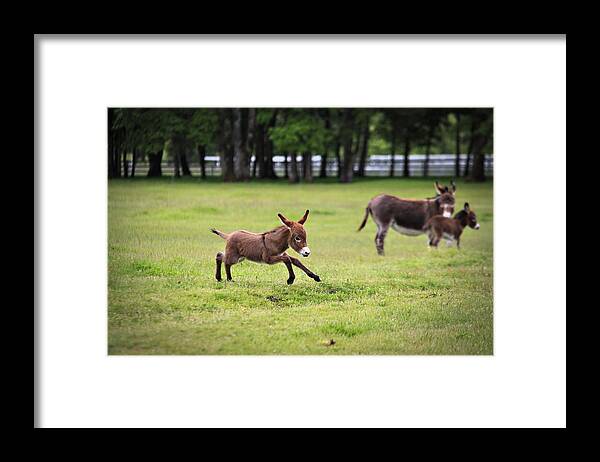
xmin=108 ymin=177 xmax=493 ymax=355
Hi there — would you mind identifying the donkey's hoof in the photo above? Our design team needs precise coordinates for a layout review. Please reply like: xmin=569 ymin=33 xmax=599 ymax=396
xmin=287 ymin=278 xmax=295 ymax=285
xmin=215 ymin=277 xmax=222 ymax=282
xmin=314 ymin=275 xmax=321 ymax=282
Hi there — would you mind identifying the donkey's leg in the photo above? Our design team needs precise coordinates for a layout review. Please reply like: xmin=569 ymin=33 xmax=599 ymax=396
xmin=283 ymin=260 xmax=295 ymax=285
xmin=224 ymin=255 xmax=237 ymax=282
xmin=215 ymin=252 xmax=224 ymax=281
xmin=287 ymin=255 xmax=321 ymax=282
xmin=432 ymin=229 xmax=443 ymax=248
xmin=427 ymin=232 xmax=435 ymax=249
xmin=375 ymin=221 xmax=390 ymax=256
xmin=223 ymin=248 xmax=241 ymax=282
xmin=374 ymin=222 xmax=382 ymax=255
xmin=225 ymin=264 xmax=234 ymax=281
xmin=264 ymin=254 xmax=296 ymax=284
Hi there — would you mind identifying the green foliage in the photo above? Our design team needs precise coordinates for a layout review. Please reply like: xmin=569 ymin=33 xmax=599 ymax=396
xmin=256 ymin=108 xmax=277 ymax=125
xmin=110 ymin=107 xmax=493 ymax=166
xmin=368 ymin=136 xmax=391 ymax=155
xmin=189 ymin=109 xmax=219 ymax=148
xmin=269 ymin=109 xmax=332 ymax=153
xmin=112 ymin=108 xmax=219 ymax=155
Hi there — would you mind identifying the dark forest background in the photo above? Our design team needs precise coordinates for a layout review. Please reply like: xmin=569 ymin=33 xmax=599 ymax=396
xmin=108 ymin=108 xmax=493 ymax=182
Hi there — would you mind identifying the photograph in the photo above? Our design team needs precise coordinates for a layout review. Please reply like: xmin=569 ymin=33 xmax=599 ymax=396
xmin=36 ymin=34 xmax=565 ymax=428
xmin=108 ymin=107 xmax=493 ymax=355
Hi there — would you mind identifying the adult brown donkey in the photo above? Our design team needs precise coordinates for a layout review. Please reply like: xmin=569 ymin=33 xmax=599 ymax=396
xmin=211 ymin=210 xmax=321 ymax=285
xmin=357 ymin=181 xmax=457 ymax=255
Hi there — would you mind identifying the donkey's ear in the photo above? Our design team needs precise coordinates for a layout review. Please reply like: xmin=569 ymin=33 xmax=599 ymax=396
xmin=451 ymin=180 xmax=457 ymax=194
xmin=277 ymin=213 xmax=293 ymax=228
xmin=434 ymin=181 xmax=444 ymax=195
xmin=464 ymin=202 xmax=470 ymax=211
xmin=297 ymin=209 xmax=309 ymax=224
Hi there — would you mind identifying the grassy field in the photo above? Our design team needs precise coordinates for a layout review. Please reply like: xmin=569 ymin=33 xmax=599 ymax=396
xmin=108 ymin=177 xmax=493 ymax=355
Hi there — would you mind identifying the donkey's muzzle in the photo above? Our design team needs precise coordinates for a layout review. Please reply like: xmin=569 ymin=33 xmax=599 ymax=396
xmin=300 ymin=247 xmax=311 ymax=257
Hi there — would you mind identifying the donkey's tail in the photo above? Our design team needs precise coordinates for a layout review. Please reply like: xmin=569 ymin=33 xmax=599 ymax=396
xmin=357 ymin=206 xmax=371 ymax=232
xmin=210 ymin=228 xmax=229 ymax=240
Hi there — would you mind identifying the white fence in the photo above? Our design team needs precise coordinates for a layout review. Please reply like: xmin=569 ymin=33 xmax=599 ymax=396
xmin=129 ymin=153 xmax=493 ymax=177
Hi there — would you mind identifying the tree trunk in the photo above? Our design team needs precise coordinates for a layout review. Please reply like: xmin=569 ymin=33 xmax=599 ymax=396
xmin=122 ymin=150 xmax=128 ymax=178
xmin=464 ymin=118 xmax=475 ymax=177
xmin=288 ymin=152 xmax=299 ymax=183
xmin=320 ymin=112 xmax=331 ymax=178
xmin=334 ymin=142 xmax=341 ymax=178
xmin=357 ymin=120 xmax=370 ymax=177
xmin=232 ymin=108 xmax=250 ymax=181
xmin=423 ymin=128 xmax=432 ymax=177
xmin=319 ymin=150 xmax=328 ymax=178
xmin=402 ymin=136 xmax=411 ymax=177
xmin=467 ymin=111 xmax=490 ymax=182
xmin=218 ymin=109 xmax=235 ymax=182
xmin=464 ymin=152 xmax=471 ymax=178
xmin=171 ymin=138 xmax=181 ymax=178
xmin=173 ymin=153 xmax=181 ymax=177
xmin=340 ymin=141 xmax=354 ymax=183
xmin=109 ymin=143 xmax=116 ymax=178
xmin=389 ymin=131 xmax=396 ymax=177
xmin=112 ymin=145 xmax=119 ymax=178
xmin=247 ymin=109 xmax=256 ymax=153
xmin=265 ymin=138 xmax=277 ymax=179
xmin=197 ymin=144 xmax=206 ymax=179
xmin=352 ymin=130 xmax=362 ymax=175
xmin=131 ymin=148 xmax=137 ymax=178
xmin=265 ymin=109 xmax=279 ymax=179
xmin=108 ymin=110 xmax=115 ymax=178
xmin=247 ymin=108 xmax=256 ymax=177
xmin=115 ymin=144 xmax=121 ymax=177
xmin=302 ymin=151 xmax=313 ymax=182
xmin=302 ymin=152 xmax=307 ymax=180
xmin=113 ymin=129 xmax=122 ymax=177
xmin=339 ymin=109 xmax=356 ymax=183
xmin=255 ymin=123 xmax=265 ymax=178
xmin=108 ymin=146 xmax=115 ymax=178
xmin=469 ymin=133 xmax=488 ymax=182
xmin=147 ymin=150 xmax=163 ymax=177
xmin=225 ymin=144 xmax=235 ymax=181
xmin=455 ymin=112 xmax=461 ymax=178
xmin=116 ymin=150 xmax=121 ymax=177
xmin=181 ymin=147 xmax=192 ymax=176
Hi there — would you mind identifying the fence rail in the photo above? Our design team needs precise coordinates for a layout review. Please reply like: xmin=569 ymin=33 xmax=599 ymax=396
xmin=127 ymin=154 xmax=493 ymax=178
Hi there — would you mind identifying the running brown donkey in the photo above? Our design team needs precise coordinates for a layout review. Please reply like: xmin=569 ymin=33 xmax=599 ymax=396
xmin=211 ymin=210 xmax=321 ymax=285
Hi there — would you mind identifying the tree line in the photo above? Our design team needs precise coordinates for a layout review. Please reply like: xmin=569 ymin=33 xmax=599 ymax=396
xmin=108 ymin=108 xmax=493 ymax=182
